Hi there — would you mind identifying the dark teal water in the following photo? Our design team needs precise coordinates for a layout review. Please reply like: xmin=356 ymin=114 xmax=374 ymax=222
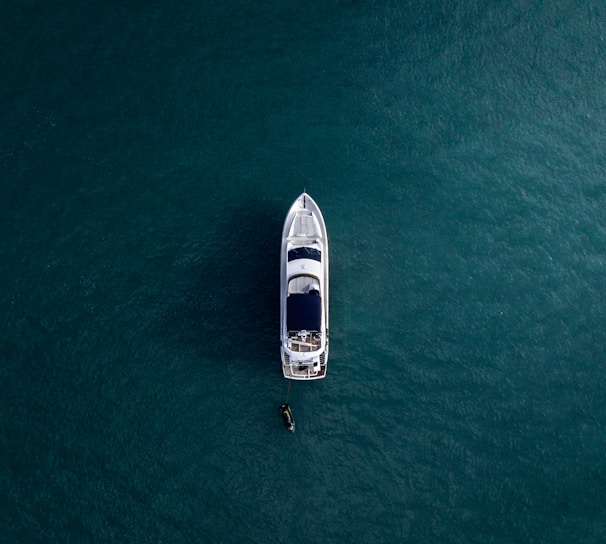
xmin=2 ymin=1 xmax=605 ymax=542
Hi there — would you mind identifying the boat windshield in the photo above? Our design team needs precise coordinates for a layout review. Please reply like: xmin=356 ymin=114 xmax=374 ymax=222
xmin=288 ymin=247 xmax=321 ymax=262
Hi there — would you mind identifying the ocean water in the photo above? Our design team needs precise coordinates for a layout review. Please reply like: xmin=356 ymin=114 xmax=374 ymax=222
xmin=2 ymin=1 xmax=605 ymax=542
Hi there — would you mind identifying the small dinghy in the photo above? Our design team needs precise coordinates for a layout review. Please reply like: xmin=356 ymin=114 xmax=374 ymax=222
xmin=280 ymin=403 xmax=295 ymax=433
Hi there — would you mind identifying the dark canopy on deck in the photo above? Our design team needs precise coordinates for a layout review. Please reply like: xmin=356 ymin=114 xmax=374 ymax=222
xmin=287 ymin=293 xmax=322 ymax=331
xmin=288 ymin=247 xmax=321 ymax=262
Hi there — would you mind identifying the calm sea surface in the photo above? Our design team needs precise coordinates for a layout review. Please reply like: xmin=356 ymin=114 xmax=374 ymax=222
xmin=2 ymin=1 xmax=605 ymax=542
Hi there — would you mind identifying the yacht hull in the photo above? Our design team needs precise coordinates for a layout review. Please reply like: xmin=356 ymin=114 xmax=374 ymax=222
xmin=280 ymin=193 xmax=329 ymax=380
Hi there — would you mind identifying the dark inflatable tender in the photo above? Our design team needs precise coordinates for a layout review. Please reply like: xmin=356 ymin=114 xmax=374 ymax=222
xmin=280 ymin=403 xmax=295 ymax=433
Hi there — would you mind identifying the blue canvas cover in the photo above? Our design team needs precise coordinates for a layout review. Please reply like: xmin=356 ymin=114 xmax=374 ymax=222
xmin=287 ymin=293 xmax=322 ymax=331
xmin=288 ymin=247 xmax=321 ymax=262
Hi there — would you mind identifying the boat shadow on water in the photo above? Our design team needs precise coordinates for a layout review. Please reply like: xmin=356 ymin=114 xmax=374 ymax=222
xmin=161 ymin=202 xmax=282 ymax=365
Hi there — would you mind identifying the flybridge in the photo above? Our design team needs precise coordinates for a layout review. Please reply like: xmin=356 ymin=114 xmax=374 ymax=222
xmin=287 ymin=293 xmax=322 ymax=332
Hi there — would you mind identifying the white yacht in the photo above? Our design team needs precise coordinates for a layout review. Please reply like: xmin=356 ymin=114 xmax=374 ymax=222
xmin=280 ymin=193 xmax=329 ymax=380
